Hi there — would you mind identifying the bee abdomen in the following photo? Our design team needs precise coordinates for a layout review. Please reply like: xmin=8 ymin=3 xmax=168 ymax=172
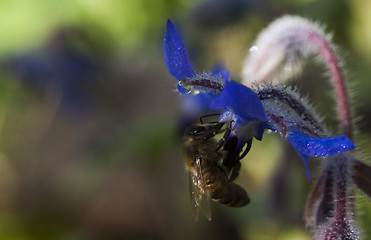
xmin=211 ymin=182 xmax=250 ymax=207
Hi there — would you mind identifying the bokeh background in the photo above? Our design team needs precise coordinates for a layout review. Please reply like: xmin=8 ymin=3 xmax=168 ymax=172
xmin=0 ymin=0 xmax=370 ymax=239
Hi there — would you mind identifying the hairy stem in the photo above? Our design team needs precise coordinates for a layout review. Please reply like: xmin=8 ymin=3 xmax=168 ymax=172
xmin=304 ymin=30 xmax=353 ymax=140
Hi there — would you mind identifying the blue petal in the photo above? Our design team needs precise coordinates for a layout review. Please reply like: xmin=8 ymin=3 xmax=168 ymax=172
xmin=164 ymin=19 xmax=195 ymax=80
xmin=211 ymin=63 xmax=225 ymax=74
xmin=296 ymin=150 xmax=312 ymax=180
xmin=181 ymin=93 xmax=213 ymax=114
xmin=287 ymin=130 xmax=356 ymax=158
xmin=254 ymin=122 xmax=267 ymax=141
xmin=210 ymin=80 xmax=267 ymax=122
xmin=215 ymin=70 xmax=230 ymax=82
xmin=179 ymin=92 xmax=222 ymax=129
xmin=211 ymin=64 xmax=230 ymax=81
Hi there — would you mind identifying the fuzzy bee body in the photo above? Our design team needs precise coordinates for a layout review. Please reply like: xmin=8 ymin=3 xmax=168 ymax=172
xmin=183 ymin=123 xmax=250 ymax=221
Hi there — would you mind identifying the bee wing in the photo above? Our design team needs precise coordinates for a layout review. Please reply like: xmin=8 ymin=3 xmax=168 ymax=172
xmin=188 ymin=156 xmax=212 ymax=221
xmin=196 ymin=157 xmax=212 ymax=221
xmin=199 ymin=191 xmax=212 ymax=221
xmin=189 ymin=171 xmax=201 ymax=221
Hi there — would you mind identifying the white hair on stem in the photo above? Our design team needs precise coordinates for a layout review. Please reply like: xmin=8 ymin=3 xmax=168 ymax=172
xmin=242 ymin=15 xmax=353 ymax=139
xmin=242 ymin=15 xmax=330 ymax=85
xmin=242 ymin=16 xmax=364 ymax=239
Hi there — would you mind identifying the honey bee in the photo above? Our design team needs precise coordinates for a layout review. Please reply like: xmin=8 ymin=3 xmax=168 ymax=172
xmin=183 ymin=123 xmax=250 ymax=221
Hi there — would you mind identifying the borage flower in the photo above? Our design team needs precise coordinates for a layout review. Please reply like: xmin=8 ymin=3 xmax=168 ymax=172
xmin=164 ymin=19 xmax=356 ymax=179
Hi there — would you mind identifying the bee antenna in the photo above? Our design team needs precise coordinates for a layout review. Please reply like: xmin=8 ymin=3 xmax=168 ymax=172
xmin=200 ymin=113 xmax=221 ymax=124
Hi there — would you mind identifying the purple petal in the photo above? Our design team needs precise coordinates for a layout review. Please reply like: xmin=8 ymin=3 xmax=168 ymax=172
xmin=164 ymin=19 xmax=195 ymax=80
xmin=287 ymin=130 xmax=356 ymax=158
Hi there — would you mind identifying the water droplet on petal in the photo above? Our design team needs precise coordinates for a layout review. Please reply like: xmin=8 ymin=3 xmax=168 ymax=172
xmin=249 ymin=46 xmax=258 ymax=52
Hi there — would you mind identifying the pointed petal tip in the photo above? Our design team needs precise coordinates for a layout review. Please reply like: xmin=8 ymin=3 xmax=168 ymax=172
xmin=306 ymin=169 xmax=312 ymax=181
xmin=297 ymin=150 xmax=312 ymax=180
xmin=288 ymin=130 xmax=357 ymax=158
xmin=167 ymin=19 xmax=174 ymax=28
xmin=163 ymin=19 xmax=195 ymax=81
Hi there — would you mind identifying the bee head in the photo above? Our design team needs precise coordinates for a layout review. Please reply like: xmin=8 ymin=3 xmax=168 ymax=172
xmin=184 ymin=124 xmax=209 ymax=138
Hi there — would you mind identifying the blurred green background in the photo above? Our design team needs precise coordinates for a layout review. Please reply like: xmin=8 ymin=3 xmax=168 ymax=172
xmin=0 ymin=0 xmax=369 ymax=239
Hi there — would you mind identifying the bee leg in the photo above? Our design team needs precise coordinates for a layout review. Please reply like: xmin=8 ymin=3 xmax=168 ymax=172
xmin=239 ymin=139 xmax=253 ymax=160
xmin=227 ymin=139 xmax=252 ymax=181
xmin=221 ymin=136 xmax=238 ymax=173
xmin=215 ymin=121 xmax=233 ymax=151
xmin=216 ymin=128 xmax=231 ymax=151
xmin=199 ymin=113 xmax=221 ymax=124
xmin=229 ymin=160 xmax=241 ymax=181
xmin=201 ymin=122 xmax=225 ymax=140
xmin=222 ymin=138 xmax=252 ymax=181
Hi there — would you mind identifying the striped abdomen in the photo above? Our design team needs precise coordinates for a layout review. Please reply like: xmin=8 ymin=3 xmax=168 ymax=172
xmin=203 ymin=164 xmax=250 ymax=207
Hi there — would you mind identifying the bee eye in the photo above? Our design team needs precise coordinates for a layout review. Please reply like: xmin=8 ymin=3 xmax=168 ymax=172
xmin=192 ymin=126 xmax=206 ymax=135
